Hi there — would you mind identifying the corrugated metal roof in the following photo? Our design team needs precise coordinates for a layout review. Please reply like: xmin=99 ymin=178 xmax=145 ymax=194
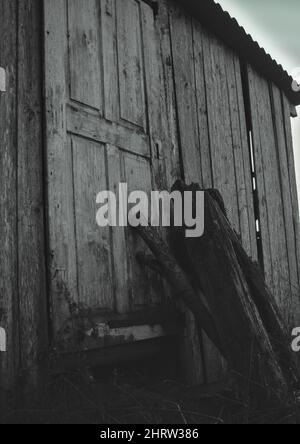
xmin=173 ymin=0 xmax=300 ymax=106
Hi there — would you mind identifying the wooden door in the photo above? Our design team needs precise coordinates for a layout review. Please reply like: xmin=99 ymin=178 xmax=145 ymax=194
xmin=44 ymin=0 xmax=168 ymax=352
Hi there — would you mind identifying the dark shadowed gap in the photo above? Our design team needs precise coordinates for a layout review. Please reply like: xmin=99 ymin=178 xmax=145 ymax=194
xmin=240 ymin=61 xmax=264 ymax=271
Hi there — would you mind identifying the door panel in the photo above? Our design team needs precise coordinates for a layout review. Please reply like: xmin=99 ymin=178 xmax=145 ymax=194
xmin=68 ymin=0 xmax=103 ymax=110
xmin=44 ymin=0 xmax=166 ymax=351
xmin=72 ymin=136 xmax=114 ymax=311
xmin=124 ymin=153 xmax=161 ymax=309
xmin=117 ymin=0 xmax=146 ymax=128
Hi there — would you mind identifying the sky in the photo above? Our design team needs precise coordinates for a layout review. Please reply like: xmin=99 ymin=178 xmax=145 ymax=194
xmin=216 ymin=0 xmax=300 ymax=205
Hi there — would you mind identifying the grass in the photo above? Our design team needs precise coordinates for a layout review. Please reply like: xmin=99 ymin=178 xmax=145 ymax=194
xmin=1 ymin=359 xmax=300 ymax=424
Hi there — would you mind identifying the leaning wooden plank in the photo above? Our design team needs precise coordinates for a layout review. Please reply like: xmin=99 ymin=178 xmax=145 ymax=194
xmin=230 ymin=229 xmax=299 ymax=387
xmin=134 ymin=185 xmax=298 ymax=400
xmin=170 ymin=183 xmax=298 ymax=399
xmin=133 ymin=235 xmax=223 ymax=355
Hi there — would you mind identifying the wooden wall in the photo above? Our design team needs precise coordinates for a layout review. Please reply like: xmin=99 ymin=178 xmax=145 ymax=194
xmin=248 ymin=67 xmax=300 ymax=327
xmin=157 ymin=0 xmax=300 ymax=383
xmin=0 ymin=0 xmax=299 ymax=395
xmin=158 ymin=0 xmax=259 ymax=383
xmin=0 ymin=0 xmax=47 ymax=399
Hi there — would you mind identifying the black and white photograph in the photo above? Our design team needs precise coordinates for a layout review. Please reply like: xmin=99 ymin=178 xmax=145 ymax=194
xmin=1 ymin=0 xmax=300 ymax=427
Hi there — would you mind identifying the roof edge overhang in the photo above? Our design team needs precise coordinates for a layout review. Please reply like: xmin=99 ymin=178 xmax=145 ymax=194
xmin=173 ymin=0 xmax=300 ymax=106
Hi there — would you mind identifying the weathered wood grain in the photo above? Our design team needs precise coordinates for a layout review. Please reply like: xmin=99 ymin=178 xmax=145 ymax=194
xmin=141 ymin=0 xmax=168 ymax=192
xmin=157 ymin=1 xmax=204 ymax=385
xmin=67 ymin=103 xmax=151 ymax=158
xmin=0 ymin=0 xmax=19 ymax=395
xmin=67 ymin=0 xmax=103 ymax=110
xmin=248 ymin=67 xmax=291 ymax=323
xmin=247 ymin=66 xmax=274 ymax=288
xmin=72 ymin=137 xmax=114 ymax=310
xmin=107 ymin=145 xmax=130 ymax=314
xmin=44 ymin=0 xmax=79 ymax=340
xmin=124 ymin=153 xmax=162 ymax=309
xmin=192 ymin=20 xmax=213 ymax=189
xmin=17 ymin=0 xmax=48 ymax=390
xmin=271 ymin=85 xmax=300 ymax=326
xmin=169 ymin=3 xmax=202 ymax=184
xmin=282 ymin=95 xmax=300 ymax=325
xmin=117 ymin=0 xmax=146 ymax=128
xmin=101 ymin=0 xmax=119 ymax=121
xmin=202 ymin=31 xmax=240 ymax=233
xmin=233 ymin=57 xmax=258 ymax=260
xmin=225 ymin=49 xmax=253 ymax=257
xmin=156 ymin=0 xmax=181 ymax=187
xmin=282 ymin=95 xmax=300 ymax=280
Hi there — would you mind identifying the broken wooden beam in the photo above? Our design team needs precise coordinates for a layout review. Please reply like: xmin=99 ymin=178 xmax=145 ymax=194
xmin=133 ymin=183 xmax=300 ymax=402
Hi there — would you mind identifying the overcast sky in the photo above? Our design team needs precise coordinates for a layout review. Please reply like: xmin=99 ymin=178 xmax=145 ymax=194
xmin=217 ymin=0 xmax=300 ymax=205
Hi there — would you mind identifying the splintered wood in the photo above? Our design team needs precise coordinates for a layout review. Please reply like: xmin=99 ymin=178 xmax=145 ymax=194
xmin=134 ymin=183 xmax=300 ymax=402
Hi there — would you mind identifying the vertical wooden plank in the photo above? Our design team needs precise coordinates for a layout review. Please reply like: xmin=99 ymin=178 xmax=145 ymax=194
xmin=225 ymin=50 xmax=253 ymax=257
xmin=271 ymin=86 xmax=299 ymax=323
xmin=17 ymin=0 xmax=48 ymax=389
xmin=44 ymin=0 xmax=79 ymax=340
xmin=247 ymin=66 xmax=273 ymax=288
xmin=101 ymin=0 xmax=119 ymax=121
xmin=156 ymin=0 xmax=181 ymax=188
xmin=67 ymin=0 xmax=103 ymax=110
xmin=107 ymin=145 xmax=129 ymax=314
xmin=124 ymin=153 xmax=162 ymax=308
xmin=0 ymin=0 xmax=19 ymax=396
xmin=233 ymin=57 xmax=258 ymax=260
xmin=169 ymin=3 xmax=202 ymax=184
xmin=192 ymin=20 xmax=213 ymax=189
xmin=191 ymin=23 xmax=223 ymax=385
xmin=116 ymin=0 xmax=146 ymax=128
xmin=202 ymin=32 xmax=240 ymax=233
xmin=282 ymin=95 xmax=300 ymax=321
xmin=72 ymin=138 xmax=114 ymax=311
xmin=169 ymin=4 xmax=207 ymax=385
xmin=156 ymin=1 xmax=204 ymax=385
xmin=248 ymin=67 xmax=291 ymax=322
xmin=283 ymin=96 xmax=300 ymax=273
xmin=141 ymin=0 xmax=167 ymax=191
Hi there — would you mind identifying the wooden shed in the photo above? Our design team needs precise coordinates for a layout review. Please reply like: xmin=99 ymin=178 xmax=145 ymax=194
xmin=1 ymin=0 xmax=300 ymax=397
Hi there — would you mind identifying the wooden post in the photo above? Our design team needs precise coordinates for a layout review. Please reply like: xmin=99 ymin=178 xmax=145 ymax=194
xmin=0 ymin=0 xmax=19 ymax=405
xmin=17 ymin=0 xmax=48 ymax=399
xmin=0 ymin=0 xmax=48 ymax=405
